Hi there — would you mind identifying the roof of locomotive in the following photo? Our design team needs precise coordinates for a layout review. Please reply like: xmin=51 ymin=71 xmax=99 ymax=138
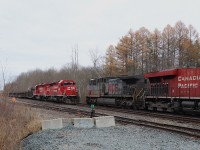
xmin=144 ymin=69 xmax=178 ymax=78
xmin=35 ymin=80 xmax=76 ymax=87
xmin=90 ymin=75 xmax=144 ymax=82
xmin=120 ymin=75 xmax=144 ymax=80
xmin=144 ymin=67 xmax=200 ymax=78
xmin=58 ymin=80 xmax=76 ymax=83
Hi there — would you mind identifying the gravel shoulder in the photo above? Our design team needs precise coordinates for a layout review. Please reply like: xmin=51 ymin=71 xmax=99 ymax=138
xmin=20 ymin=106 xmax=200 ymax=150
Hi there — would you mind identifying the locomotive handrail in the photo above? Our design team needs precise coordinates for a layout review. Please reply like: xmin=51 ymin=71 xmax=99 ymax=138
xmin=136 ymin=88 xmax=144 ymax=99
xmin=132 ymin=87 xmax=136 ymax=98
xmin=141 ymin=90 xmax=145 ymax=98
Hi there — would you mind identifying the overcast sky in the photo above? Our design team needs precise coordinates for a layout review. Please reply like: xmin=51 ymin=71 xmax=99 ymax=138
xmin=1 ymin=0 xmax=200 ymax=85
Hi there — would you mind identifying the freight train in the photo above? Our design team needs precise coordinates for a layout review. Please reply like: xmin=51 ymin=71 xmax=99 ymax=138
xmin=9 ymin=80 xmax=80 ymax=104
xmin=86 ymin=68 xmax=200 ymax=114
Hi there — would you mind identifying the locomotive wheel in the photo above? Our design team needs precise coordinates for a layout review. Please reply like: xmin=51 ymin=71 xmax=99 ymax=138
xmin=153 ymin=107 xmax=157 ymax=111
xmin=122 ymin=102 xmax=127 ymax=108
xmin=145 ymin=106 xmax=148 ymax=110
xmin=115 ymin=99 xmax=121 ymax=107
xmin=162 ymin=108 xmax=167 ymax=112
xmin=86 ymin=97 xmax=90 ymax=105
xmin=64 ymin=97 xmax=72 ymax=104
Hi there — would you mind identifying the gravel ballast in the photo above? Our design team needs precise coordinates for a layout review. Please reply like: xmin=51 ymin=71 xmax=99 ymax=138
xmin=21 ymin=124 xmax=200 ymax=150
xmin=16 ymin=101 xmax=200 ymax=150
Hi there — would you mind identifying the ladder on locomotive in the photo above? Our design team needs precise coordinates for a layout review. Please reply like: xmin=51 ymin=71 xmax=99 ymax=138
xmin=132 ymin=88 xmax=145 ymax=109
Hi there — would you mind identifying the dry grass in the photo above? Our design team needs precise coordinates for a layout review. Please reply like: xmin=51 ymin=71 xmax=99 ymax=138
xmin=0 ymin=100 xmax=42 ymax=150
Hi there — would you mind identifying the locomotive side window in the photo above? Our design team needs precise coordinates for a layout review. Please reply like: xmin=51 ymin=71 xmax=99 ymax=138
xmin=63 ymin=82 xmax=75 ymax=86
xmin=89 ymin=79 xmax=97 ymax=85
xmin=144 ymin=79 xmax=147 ymax=84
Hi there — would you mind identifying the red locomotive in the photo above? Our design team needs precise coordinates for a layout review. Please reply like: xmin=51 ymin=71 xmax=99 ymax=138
xmin=145 ymin=68 xmax=200 ymax=113
xmin=34 ymin=80 xmax=80 ymax=104
xmin=10 ymin=80 xmax=80 ymax=104
xmin=86 ymin=68 xmax=200 ymax=114
xmin=34 ymin=83 xmax=49 ymax=99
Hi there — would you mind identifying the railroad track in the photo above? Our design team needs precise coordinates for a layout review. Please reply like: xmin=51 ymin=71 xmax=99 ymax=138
xmin=90 ymin=105 xmax=200 ymax=124
xmin=15 ymin=98 xmax=200 ymax=138
xmin=115 ymin=116 xmax=200 ymax=138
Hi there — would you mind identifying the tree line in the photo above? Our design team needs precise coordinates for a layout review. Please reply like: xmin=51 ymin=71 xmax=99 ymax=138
xmin=104 ymin=21 xmax=200 ymax=76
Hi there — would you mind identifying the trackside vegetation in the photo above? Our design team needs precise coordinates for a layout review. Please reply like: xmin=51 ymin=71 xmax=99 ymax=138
xmin=0 ymin=100 xmax=41 ymax=150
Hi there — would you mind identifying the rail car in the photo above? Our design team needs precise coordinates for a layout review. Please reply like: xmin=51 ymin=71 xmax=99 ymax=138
xmin=86 ymin=68 xmax=200 ymax=114
xmin=9 ymin=80 xmax=80 ymax=104
xmin=9 ymin=89 xmax=34 ymax=99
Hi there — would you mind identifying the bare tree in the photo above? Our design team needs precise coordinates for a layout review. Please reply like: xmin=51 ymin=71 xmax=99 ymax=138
xmin=71 ymin=44 xmax=79 ymax=74
xmin=90 ymin=48 xmax=100 ymax=68
xmin=174 ymin=21 xmax=189 ymax=67
xmin=89 ymin=48 xmax=103 ymax=77
xmin=0 ymin=60 xmax=11 ymax=99
xmin=1 ymin=62 xmax=6 ymax=91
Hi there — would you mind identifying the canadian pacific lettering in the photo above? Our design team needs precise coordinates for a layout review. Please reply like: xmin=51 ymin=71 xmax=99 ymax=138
xmin=178 ymin=76 xmax=199 ymax=88
xmin=178 ymin=76 xmax=200 ymax=81
xmin=178 ymin=83 xmax=198 ymax=88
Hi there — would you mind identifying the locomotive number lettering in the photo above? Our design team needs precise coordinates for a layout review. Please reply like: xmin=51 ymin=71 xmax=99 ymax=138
xmin=108 ymin=84 xmax=118 ymax=92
